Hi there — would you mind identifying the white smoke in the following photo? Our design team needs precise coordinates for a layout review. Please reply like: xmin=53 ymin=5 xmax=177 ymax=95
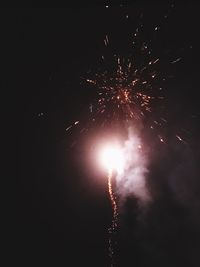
xmin=115 ymin=128 xmax=151 ymax=205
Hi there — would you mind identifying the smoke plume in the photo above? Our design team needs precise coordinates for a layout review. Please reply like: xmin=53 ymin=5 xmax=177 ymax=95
xmin=115 ymin=127 xmax=151 ymax=205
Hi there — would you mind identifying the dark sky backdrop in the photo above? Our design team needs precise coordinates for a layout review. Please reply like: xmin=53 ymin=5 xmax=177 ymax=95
xmin=9 ymin=3 xmax=200 ymax=266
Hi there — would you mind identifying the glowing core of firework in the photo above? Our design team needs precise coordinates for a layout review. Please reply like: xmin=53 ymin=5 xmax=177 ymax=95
xmin=99 ymin=143 xmax=124 ymax=174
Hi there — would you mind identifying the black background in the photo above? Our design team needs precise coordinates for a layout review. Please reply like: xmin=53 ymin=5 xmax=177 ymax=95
xmin=7 ymin=3 xmax=200 ymax=266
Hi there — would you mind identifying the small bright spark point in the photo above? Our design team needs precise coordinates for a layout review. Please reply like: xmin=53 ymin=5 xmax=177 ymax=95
xmin=99 ymin=144 xmax=124 ymax=174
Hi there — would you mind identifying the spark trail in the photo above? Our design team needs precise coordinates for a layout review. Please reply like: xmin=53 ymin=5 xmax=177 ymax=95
xmin=108 ymin=170 xmax=118 ymax=266
xmin=108 ymin=170 xmax=118 ymax=230
xmin=99 ymin=143 xmax=124 ymax=265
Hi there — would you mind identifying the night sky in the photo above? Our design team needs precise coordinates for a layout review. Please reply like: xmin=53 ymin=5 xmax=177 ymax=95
xmin=10 ymin=3 xmax=200 ymax=266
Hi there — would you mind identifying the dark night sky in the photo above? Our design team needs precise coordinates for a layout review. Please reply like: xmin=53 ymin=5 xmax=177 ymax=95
xmin=8 ymin=3 xmax=200 ymax=266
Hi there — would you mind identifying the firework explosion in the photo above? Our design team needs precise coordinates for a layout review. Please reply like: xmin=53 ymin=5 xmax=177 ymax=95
xmin=85 ymin=53 xmax=162 ymax=123
xmin=65 ymin=4 xmax=191 ymax=266
xmin=66 ymin=4 xmax=189 ymax=145
xmin=80 ymin=25 xmax=173 ymax=145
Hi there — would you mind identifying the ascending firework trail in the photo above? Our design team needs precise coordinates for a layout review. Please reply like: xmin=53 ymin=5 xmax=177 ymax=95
xmin=99 ymin=144 xmax=125 ymax=266
xmin=107 ymin=169 xmax=118 ymax=266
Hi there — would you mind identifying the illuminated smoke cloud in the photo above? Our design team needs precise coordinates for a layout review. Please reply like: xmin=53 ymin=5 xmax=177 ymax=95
xmin=115 ymin=127 xmax=151 ymax=204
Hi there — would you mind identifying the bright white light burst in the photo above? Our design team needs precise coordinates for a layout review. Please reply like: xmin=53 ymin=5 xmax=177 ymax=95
xmin=99 ymin=144 xmax=125 ymax=174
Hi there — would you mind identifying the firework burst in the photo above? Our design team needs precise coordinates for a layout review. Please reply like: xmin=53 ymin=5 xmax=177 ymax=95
xmin=79 ymin=17 xmax=170 ymax=144
xmin=85 ymin=53 xmax=162 ymax=124
xmin=66 ymin=3 xmax=191 ymax=147
xmin=64 ymin=6 xmax=193 ymax=266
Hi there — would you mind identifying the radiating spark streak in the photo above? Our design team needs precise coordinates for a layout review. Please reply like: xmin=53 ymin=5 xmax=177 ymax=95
xmin=153 ymin=58 xmax=159 ymax=64
xmin=89 ymin=104 xmax=93 ymax=113
xmin=176 ymin=134 xmax=187 ymax=144
xmin=86 ymin=79 xmax=96 ymax=84
xmin=158 ymin=135 xmax=165 ymax=143
xmin=66 ymin=121 xmax=79 ymax=132
xmin=176 ymin=135 xmax=182 ymax=141
xmin=161 ymin=117 xmax=167 ymax=123
xmin=106 ymin=35 xmax=109 ymax=44
xmin=66 ymin=125 xmax=72 ymax=132
xmin=104 ymin=35 xmax=109 ymax=47
xmin=154 ymin=26 xmax=160 ymax=31
xmin=171 ymin=57 xmax=182 ymax=64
